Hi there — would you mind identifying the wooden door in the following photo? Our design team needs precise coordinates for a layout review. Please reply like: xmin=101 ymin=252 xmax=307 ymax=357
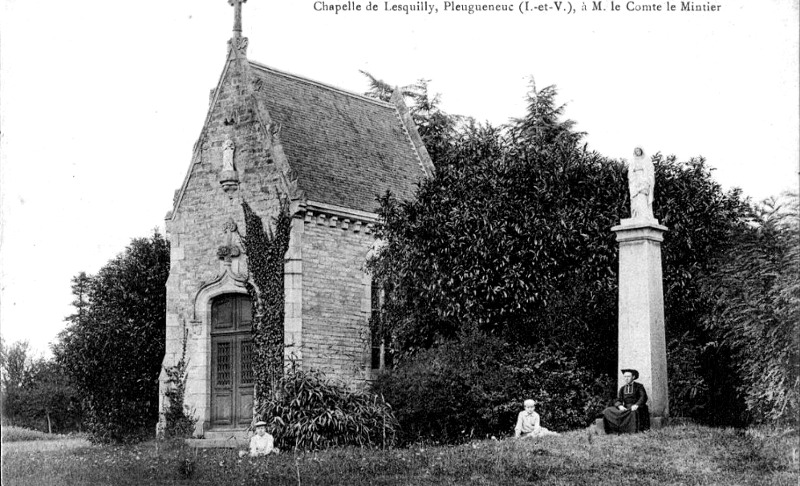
xmin=210 ymin=294 xmax=254 ymax=429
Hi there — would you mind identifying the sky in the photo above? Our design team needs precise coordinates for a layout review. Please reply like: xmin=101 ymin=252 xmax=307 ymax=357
xmin=1 ymin=0 xmax=798 ymax=357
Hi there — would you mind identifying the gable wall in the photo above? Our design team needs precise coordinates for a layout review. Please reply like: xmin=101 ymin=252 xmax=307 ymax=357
xmin=163 ymin=59 xmax=286 ymax=433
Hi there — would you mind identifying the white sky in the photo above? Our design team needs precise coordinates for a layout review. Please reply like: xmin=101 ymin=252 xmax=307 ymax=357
xmin=1 ymin=0 xmax=798 ymax=357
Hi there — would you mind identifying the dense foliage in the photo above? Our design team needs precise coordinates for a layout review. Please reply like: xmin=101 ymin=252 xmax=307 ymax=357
xmin=701 ymin=194 xmax=800 ymax=425
xmin=53 ymin=231 xmax=169 ymax=443
xmin=644 ymin=154 xmax=751 ymax=424
xmin=256 ymin=365 xmax=398 ymax=451
xmin=372 ymin=332 xmax=611 ymax=445
xmin=365 ymin=77 xmax=753 ymax=433
xmin=370 ymin=84 xmax=626 ymax=360
xmin=0 ymin=339 xmax=83 ymax=433
xmin=240 ymin=200 xmax=292 ymax=406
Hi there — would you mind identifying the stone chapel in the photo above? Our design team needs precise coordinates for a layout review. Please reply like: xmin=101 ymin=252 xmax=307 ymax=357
xmin=158 ymin=1 xmax=433 ymax=438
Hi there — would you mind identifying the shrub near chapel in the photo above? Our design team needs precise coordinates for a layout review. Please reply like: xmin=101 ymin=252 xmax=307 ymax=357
xmin=372 ymin=332 xmax=610 ymax=445
xmin=258 ymin=365 xmax=398 ymax=450
xmin=55 ymin=232 xmax=169 ymax=443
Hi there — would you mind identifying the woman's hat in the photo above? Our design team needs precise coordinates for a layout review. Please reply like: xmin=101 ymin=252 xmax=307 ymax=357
xmin=621 ymin=369 xmax=639 ymax=380
xmin=254 ymin=420 xmax=268 ymax=427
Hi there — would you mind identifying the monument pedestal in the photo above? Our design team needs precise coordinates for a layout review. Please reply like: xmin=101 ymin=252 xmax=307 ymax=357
xmin=611 ymin=218 xmax=669 ymax=420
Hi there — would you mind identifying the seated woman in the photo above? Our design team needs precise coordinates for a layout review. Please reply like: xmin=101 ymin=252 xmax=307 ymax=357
xmin=602 ymin=369 xmax=650 ymax=434
xmin=515 ymin=399 xmax=559 ymax=438
xmin=249 ymin=420 xmax=278 ymax=456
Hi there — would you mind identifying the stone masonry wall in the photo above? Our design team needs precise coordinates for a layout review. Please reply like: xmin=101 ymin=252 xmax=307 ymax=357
xmin=162 ymin=55 xmax=381 ymax=434
xmin=162 ymin=57 xmax=286 ymax=433
xmin=300 ymin=213 xmax=374 ymax=385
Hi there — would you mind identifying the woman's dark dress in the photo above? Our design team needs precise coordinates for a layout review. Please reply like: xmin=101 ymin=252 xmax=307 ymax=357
xmin=602 ymin=382 xmax=649 ymax=433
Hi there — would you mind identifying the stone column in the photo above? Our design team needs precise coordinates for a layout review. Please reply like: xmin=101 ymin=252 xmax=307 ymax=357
xmin=284 ymin=216 xmax=304 ymax=364
xmin=611 ymin=218 xmax=669 ymax=424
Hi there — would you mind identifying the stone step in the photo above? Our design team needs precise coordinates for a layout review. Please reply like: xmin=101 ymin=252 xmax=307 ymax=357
xmin=203 ymin=429 xmax=250 ymax=441
xmin=185 ymin=438 xmax=245 ymax=449
xmin=184 ymin=428 xmax=251 ymax=449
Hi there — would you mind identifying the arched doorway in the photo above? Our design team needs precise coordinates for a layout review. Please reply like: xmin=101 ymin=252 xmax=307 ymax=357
xmin=210 ymin=293 xmax=254 ymax=429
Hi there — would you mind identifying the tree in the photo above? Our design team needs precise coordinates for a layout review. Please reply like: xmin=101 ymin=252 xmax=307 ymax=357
xmin=66 ymin=271 xmax=91 ymax=328
xmin=369 ymin=83 xmax=629 ymax=365
xmin=1 ymin=339 xmax=29 ymax=393
xmin=701 ymin=194 xmax=800 ymax=425
xmin=650 ymin=154 xmax=750 ymax=424
xmin=368 ymin=80 xmax=752 ymax=427
xmin=18 ymin=359 xmax=83 ymax=433
xmin=54 ymin=231 xmax=169 ymax=443
xmin=362 ymin=72 xmax=462 ymax=166
xmin=1 ymin=339 xmax=31 ymax=423
xmin=1 ymin=339 xmax=83 ymax=433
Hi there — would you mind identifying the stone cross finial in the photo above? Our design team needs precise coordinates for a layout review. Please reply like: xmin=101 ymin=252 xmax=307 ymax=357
xmin=228 ymin=0 xmax=247 ymax=37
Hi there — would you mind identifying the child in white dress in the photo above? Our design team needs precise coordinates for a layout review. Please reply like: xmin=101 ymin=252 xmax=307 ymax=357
xmin=249 ymin=420 xmax=278 ymax=456
xmin=514 ymin=399 xmax=559 ymax=438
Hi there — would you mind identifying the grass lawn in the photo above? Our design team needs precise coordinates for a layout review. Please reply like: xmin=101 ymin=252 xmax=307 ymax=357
xmin=1 ymin=425 xmax=87 ymax=443
xmin=1 ymin=425 xmax=797 ymax=485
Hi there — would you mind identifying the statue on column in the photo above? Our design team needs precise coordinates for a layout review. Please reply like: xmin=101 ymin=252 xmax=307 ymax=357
xmin=628 ymin=147 xmax=655 ymax=221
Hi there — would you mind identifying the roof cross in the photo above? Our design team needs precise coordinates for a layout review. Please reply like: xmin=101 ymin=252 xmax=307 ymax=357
xmin=228 ymin=0 xmax=247 ymax=37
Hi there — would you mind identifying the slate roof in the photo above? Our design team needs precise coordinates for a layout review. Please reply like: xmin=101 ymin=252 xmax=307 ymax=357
xmin=249 ymin=62 xmax=429 ymax=214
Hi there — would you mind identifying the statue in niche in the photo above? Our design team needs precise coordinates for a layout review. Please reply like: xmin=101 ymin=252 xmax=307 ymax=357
xmin=222 ymin=138 xmax=236 ymax=172
xmin=628 ymin=147 xmax=655 ymax=221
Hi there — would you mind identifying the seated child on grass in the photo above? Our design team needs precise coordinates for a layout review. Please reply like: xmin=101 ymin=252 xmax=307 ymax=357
xmin=248 ymin=420 xmax=278 ymax=456
xmin=514 ymin=399 xmax=559 ymax=438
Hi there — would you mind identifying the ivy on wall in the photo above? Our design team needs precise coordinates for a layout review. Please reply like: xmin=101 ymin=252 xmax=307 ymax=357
xmin=162 ymin=328 xmax=197 ymax=438
xmin=240 ymin=199 xmax=292 ymax=406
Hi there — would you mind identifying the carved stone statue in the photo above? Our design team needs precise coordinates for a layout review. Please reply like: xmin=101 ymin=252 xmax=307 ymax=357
xmin=218 ymin=218 xmax=241 ymax=262
xmin=222 ymin=138 xmax=236 ymax=172
xmin=628 ymin=147 xmax=655 ymax=221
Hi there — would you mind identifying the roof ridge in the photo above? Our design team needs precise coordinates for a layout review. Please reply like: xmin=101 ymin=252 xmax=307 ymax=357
xmin=248 ymin=61 xmax=395 ymax=108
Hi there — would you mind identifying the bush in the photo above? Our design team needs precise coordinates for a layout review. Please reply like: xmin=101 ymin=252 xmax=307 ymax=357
xmin=257 ymin=366 xmax=398 ymax=451
xmin=702 ymin=194 xmax=800 ymax=425
xmin=54 ymin=232 xmax=169 ymax=443
xmin=84 ymin=400 xmax=155 ymax=444
xmin=371 ymin=331 xmax=612 ymax=445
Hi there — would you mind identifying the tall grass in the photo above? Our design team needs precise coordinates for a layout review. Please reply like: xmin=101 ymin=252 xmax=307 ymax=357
xmin=2 ymin=425 xmax=797 ymax=485
xmin=1 ymin=426 xmax=76 ymax=443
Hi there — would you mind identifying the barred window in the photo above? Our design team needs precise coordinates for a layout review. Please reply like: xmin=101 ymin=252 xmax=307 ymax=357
xmin=370 ymin=280 xmax=393 ymax=370
xmin=216 ymin=342 xmax=231 ymax=387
